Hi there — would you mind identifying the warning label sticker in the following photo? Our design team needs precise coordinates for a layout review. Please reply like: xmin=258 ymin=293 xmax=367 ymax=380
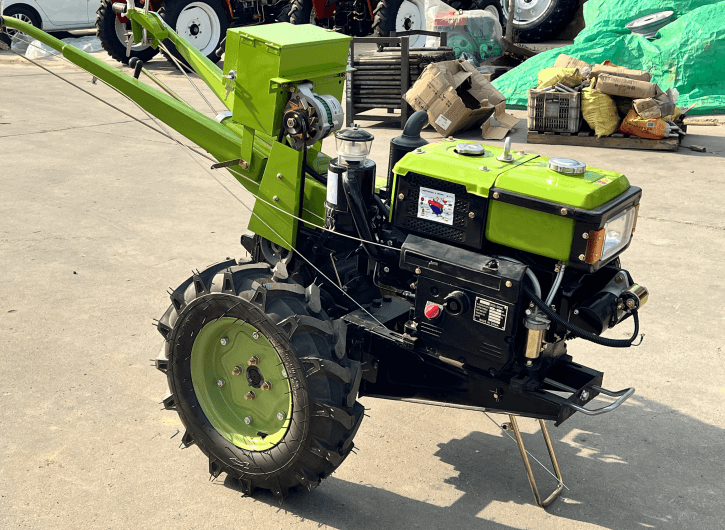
xmin=473 ymin=296 xmax=508 ymax=330
xmin=417 ymin=186 xmax=455 ymax=226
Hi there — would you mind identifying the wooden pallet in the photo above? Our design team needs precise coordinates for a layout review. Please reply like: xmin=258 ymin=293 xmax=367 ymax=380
xmin=527 ymin=130 xmax=680 ymax=151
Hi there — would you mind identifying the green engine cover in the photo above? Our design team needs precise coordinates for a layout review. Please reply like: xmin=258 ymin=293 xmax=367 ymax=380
xmin=392 ymin=140 xmax=630 ymax=262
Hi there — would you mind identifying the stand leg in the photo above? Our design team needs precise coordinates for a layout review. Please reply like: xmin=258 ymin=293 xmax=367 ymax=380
xmin=507 ymin=415 xmax=564 ymax=508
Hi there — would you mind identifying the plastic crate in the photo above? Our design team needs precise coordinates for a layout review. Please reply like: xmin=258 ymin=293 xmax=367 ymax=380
xmin=527 ymin=89 xmax=581 ymax=133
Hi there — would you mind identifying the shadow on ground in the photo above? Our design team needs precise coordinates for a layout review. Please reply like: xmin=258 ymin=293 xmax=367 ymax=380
xmin=220 ymin=395 xmax=721 ymax=530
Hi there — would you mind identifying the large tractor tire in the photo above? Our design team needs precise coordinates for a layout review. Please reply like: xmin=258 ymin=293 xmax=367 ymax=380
xmin=155 ymin=259 xmax=365 ymax=497
xmin=287 ymin=0 xmax=318 ymax=25
xmin=159 ymin=0 xmax=228 ymax=67
xmin=0 ymin=5 xmax=41 ymax=48
xmin=96 ymin=0 xmax=159 ymax=65
xmin=372 ymin=0 xmax=427 ymax=47
xmin=497 ymin=0 xmax=578 ymax=42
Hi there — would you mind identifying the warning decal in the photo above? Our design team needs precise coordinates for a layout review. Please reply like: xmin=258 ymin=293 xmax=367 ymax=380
xmin=417 ymin=186 xmax=455 ymax=226
xmin=473 ymin=296 xmax=508 ymax=330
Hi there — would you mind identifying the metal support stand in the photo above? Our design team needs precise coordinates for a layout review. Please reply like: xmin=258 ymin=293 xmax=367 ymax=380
xmin=507 ymin=415 xmax=564 ymax=508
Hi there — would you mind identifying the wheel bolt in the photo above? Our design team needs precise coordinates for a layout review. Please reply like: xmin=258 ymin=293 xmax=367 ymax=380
xmin=248 ymin=356 xmax=259 ymax=366
xmin=232 ymin=366 xmax=243 ymax=376
xmin=252 ymin=332 xmax=259 ymax=339
xmin=220 ymin=337 xmax=228 ymax=346
xmin=261 ymin=381 xmax=272 ymax=391
xmin=244 ymin=391 xmax=256 ymax=400
xmin=277 ymin=411 xmax=286 ymax=421
xmin=217 ymin=379 xmax=225 ymax=387
xmin=244 ymin=416 xmax=252 ymax=425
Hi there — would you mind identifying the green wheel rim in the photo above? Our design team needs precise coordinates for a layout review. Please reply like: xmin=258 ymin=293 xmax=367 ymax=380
xmin=190 ymin=317 xmax=293 ymax=451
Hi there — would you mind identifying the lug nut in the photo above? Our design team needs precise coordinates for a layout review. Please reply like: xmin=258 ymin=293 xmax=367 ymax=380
xmin=277 ymin=411 xmax=286 ymax=421
xmin=244 ymin=416 xmax=252 ymax=425
xmin=244 ymin=391 xmax=256 ymax=400
xmin=217 ymin=379 xmax=225 ymax=387
xmin=252 ymin=332 xmax=259 ymax=339
xmin=232 ymin=366 xmax=243 ymax=376
xmin=248 ymin=356 xmax=259 ymax=366
xmin=261 ymin=381 xmax=272 ymax=391
xmin=220 ymin=337 xmax=228 ymax=346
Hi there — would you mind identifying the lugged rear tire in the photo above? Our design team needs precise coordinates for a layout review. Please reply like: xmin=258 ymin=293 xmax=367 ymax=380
xmin=155 ymin=259 xmax=364 ymax=497
xmin=96 ymin=0 xmax=159 ymax=65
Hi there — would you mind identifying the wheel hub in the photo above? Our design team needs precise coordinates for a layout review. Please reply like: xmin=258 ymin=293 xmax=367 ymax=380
xmin=395 ymin=0 xmax=426 ymax=47
xmin=175 ymin=2 xmax=221 ymax=55
xmin=502 ymin=0 xmax=554 ymax=24
xmin=190 ymin=317 xmax=292 ymax=451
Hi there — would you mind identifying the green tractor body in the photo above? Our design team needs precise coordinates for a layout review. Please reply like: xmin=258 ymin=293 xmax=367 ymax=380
xmin=2 ymin=15 xmax=648 ymax=507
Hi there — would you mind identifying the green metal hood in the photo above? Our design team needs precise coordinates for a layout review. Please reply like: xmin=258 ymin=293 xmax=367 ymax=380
xmin=393 ymin=141 xmax=629 ymax=209
xmin=494 ymin=157 xmax=630 ymax=210
xmin=392 ymin=140 xmax=538 ymax=198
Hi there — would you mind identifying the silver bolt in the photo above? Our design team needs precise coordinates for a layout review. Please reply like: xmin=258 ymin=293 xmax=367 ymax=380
xmin=560 ymin=208 xmax=568 ymax=216
xmin=492 ymin=192 xmax=500 ymax=199
xmin=468 ymin=211 xmax=475 ymax=219
xmin=479 ymin=166 xmax=489 ymax=171
xmin=626 ymin=299 xmax=636 ymax=309
xmin=582 ymin=232 xmax=589 ymax=239
xmin=232 ymin=366 xmax=243 ymax=376
xmin=281 ymin=368 xmax=288 ymax=378
xmin=574 ymin=309 xmax=579 ymax=315
xmin=415 ymin=267 xmax=422 ymax=275
xmin=261 ymin=381 xmax=272 ymax=391
xmin=383 ymin=266 xmax=390 ymax=273
xmin=386 ymin=240 xmax=393 ymax=246
xmin=248 ymin=356 xmax=259 ymax=366
xmin=581 ymin=390 xmax=590 ymax=401
xmin=286 ymin=117 xmax=295 ymax=128
xmin=398 ymin=193 xmax=405 ymax=201
xmin=244 ymin=391 xmax=256 ymax=400
xmin=277 ymin=411 xmax=286 ymax=421
xmin=252 ymin=332 xmax=259 ymax=339
xmin=220 ymin=337 xmax=228 ymax=346
xmin=244 ymin=416 xmax=252 ymax=425
xmin=272 ymin=196 xmax=279 ymax=202
xmin=505 ymin=281 xmax=512 ymax=288
xmin=276 ymin=173 xmax=283 ymax=179
xmin=217 ymin=379 xmax=225 ymax=387
xmin=615 ymin=274 xmax=624 ymax=283
xmin=579 ymin=254 xmax=586 ymax=261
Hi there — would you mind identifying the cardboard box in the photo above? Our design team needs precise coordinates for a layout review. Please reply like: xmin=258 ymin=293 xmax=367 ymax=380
xmin=554 ymin=54 xmax=591 ymax=72
xmin=591 ymin=64 xmax=651 ymax=82
xmin=633 ymin=89 xmax=677 ymax=119
xmin=404 ymin=60 xmax=517 ymax=138
xmin=595 ymin=74 xmax=658 ymax=99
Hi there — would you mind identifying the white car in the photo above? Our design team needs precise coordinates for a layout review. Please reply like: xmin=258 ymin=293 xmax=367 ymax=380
xmin=1 ymin=0 xmax=96 ymax=33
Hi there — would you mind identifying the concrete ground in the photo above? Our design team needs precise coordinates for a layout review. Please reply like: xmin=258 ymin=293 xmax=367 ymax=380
xmin=1 ymin=45 xmax=724 ymax=530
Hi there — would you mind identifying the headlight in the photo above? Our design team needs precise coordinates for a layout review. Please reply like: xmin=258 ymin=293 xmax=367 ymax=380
xmin=600 ymin=207 xmax=637 ymax=261
xmin=583 ymin=206 xmax=638 ymax=265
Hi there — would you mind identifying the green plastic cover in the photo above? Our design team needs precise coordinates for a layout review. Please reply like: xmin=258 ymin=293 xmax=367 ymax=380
xmin=493 ymin=1 xmax=725 ymax=115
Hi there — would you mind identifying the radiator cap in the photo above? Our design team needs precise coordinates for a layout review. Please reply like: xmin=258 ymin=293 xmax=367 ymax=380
xmin=548 ymin=158 xmax=586 ymax=175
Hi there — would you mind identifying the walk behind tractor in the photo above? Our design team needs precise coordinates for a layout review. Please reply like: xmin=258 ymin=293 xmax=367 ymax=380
xmin=1 ymin=13 xmax=649 ymax=508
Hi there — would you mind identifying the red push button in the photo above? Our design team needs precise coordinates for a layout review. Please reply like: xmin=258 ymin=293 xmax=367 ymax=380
xmin=424 ymin=302 xmax=442 ymax=320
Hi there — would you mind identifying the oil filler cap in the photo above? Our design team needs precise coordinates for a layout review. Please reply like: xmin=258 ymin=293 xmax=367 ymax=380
xmin=424 ymin=302 xmax=442 ymax=320
xmin=548 ymin=158 xmax=586 ymax=174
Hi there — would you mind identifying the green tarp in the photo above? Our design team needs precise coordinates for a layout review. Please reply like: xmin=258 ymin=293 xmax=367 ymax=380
xmin=492 ymin=0 xmax=725 ymax=114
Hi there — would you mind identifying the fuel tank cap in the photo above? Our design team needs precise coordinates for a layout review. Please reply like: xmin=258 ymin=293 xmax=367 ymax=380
xmin=548 ymin=158 xmax=586 ymax=174
xmin=455 ymin=143 xmax=485 ymax=156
